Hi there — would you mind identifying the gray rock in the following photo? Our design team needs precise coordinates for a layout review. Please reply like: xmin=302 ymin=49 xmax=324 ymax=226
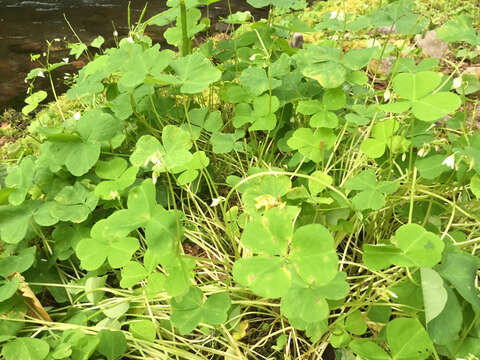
xmin=415 ymin=30 xmax=449 ymax=59
xmin=291 ymin=32 xmax=304 ymax=49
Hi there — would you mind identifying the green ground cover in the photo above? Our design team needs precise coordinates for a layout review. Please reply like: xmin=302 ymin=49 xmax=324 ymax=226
xmin=1 ymin=0 xmax=480 ymax=359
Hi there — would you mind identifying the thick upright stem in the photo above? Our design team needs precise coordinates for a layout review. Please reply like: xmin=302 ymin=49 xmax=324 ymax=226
xmin=179 ymin=0 xmax=191 ymax=56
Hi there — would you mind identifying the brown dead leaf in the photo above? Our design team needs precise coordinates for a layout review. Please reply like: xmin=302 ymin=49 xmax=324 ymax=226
xmin=12 ymin=273 xmax=52 ymax=322
xmin=368 ymin=56 xmax=396 ymax=77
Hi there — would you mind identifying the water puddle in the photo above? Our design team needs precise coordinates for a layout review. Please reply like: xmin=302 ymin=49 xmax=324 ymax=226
xmin=0 ymin=0 xmax=261 ymax=111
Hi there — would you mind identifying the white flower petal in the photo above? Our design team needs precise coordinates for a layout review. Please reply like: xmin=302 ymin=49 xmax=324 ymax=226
xmin=383 ymin=90 xmax=391 ymax=101
xmin=442 ymin=154 xmax=455 ymax=169
xmin=453 ymin=77 xmax=462 ymax=89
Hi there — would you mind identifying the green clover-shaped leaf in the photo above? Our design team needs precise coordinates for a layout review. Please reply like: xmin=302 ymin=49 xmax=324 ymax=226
xmin=120 ymin=262 xmax=149 ymax=288
xmin=233 ymin=256 xmax=291 ymax=298
xmin=240 ymin=207 xmax=293 ymax=256
xmin=384 ymin=71 xmax=461 ymax=121
xmin=287 ymin=128 xmax=336 ymax=163
xmin=95 ymin=166 xmax=139 ymax=200
xmin=280 ymin=285 xmax=329 ymax=323
xmin=97 ymin=330 xmax=127 ymax=360
xmin=0 ymin=247 xmax=36 ymax=277
xmin=76 ymin=219 xmax=139 ymax=270
xmin=0 ymin=201 xmax=39 ymax=244
xmin=303 ymin=61 xmax=346 ymax=89
xmin=5 ymin=156 xmax=35 ymax=206
xmin=386 ymin=318 xmax=432 ymax=360
xmin=130 ymin=320 xmax=156 ymax=342
xmin=363 ymin=224 xmax=444 ymax=270
xmin=436 ymin=15 xmax=479 ymax=45
xmin=170 ymin=287 xmax=231 ymax=334
xmin=22 ymin=90 xmax=47 ymax=115
xmin=360 ymin=118 xmax=410 ymax=158
xmin=415 ymin=154 xmax=451 ymax=180
xmin=238 ymin=67 xmax=281 ymax=96
xmin=131 ymin=126 xmax=205 ymax=183
xmin=394 ymin=223 xmax=444 ymax=267
xmin=41 ymin=182 xmax=98 ymax=224
xmin=234 ymin=210 xmax=339 ymax=298
xmin=345 ymin=170 xmax=399 ymax=210
xmin=169 ymin=52 xmax=221 ymax=94
xmin=2 ymin=337 xmax=50 ymax=360
xmin=289 ymin=224 xmax=338 ymax=286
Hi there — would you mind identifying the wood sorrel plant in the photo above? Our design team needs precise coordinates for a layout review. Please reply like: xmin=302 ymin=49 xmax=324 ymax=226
xmin=1 ymin=0 xmax=479 ymax=359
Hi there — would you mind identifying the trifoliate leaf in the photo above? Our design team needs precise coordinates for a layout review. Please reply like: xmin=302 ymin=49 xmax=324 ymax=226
xmin=120 ymin=261 xmax=149 ymax=288
xmin=416 ymin=154 xmax=451 ymax=180
xmin=95 ymin=158 xmax=128 ymax=180
xmin=130 ymin=126 xmax=193 ymax=173
xmin=240 ymin=207 xmax=293 ymax=256
xmin=5 ymin=156 xmax=35 ymax=206
xmin=76 ymin=219 xmax=139 ymax=270
xmin=233 ymin=256 xmax=291 ymax=298
xmin=436 ymin=15 xmax=479 ymax=45
xmin=209 ymin=130 xmax=244 ymax=154
xmin=95 ymin=166 xmax=138 ymax=200
xmin=287 ymin=128 xmax=336 ymax=163
xmin=411 ymin=92 xmax=461 ymax=122
xmin=393 ymin=72 xmax=441 ymax=100
xmin=394 ymin=223 xmax=444 ymax=267
xmin=239 ymin=67 xmax=277 ymax=96
xmin=390 ymin=71 xmax=461 ymax=121
xmin=303 ymin=61 xmax=346 ymax=88
xmin=2 ymin=338 xmax=49 ymax=360
xmin=0 ymin=201 xmax=39 ymax=244
xmin=0 ymin=247 xmax=36 ymax=277
xmin=0 ymin=277 xmax=20 ymax=302
xmin=345 ymin=310 xmax=367 ymax=335
xmin=170 ymin=287 xmax=231 ymax=334
xmin=169 ymin=52 xmax=221 ymax=94
xmin=97 ymin=330 xmax=127 ymax=360
xmin=386 ymin=318 xmax=432 ymax=360
xmin=289 ymin=224 xmax=338 ymax=286
xmin=130 ymin=320 xmax=156 ymax=342
xmin=280 ymin=285 xmax=329 ymax=323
